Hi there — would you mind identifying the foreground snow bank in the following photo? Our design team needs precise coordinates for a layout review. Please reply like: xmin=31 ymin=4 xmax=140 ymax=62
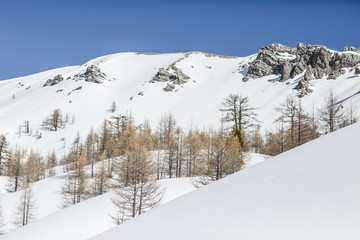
xmin=91 ymin=123 xmax=360 ymax=240
xmin=0 ymin=178 xmax=195 ymax=240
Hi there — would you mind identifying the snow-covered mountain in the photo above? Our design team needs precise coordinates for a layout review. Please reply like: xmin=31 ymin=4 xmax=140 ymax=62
xmin=0 ymin=43 xmax=359 ymax=155
xmin=90 ymin=121 xmax=360 ymax=240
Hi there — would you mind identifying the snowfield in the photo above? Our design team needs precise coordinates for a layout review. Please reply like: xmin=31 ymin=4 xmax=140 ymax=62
xmin=0 ymin=51 xmax=359 ymax=155
xmin=89 ymin=122 xmax=360 ymax=240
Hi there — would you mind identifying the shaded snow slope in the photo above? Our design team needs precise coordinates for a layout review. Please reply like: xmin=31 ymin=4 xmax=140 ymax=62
xmin=0 ymin=51 xmax=359 ymax=155
xmin=91 ymin=123 xmax=360 ymax=240
xmin=0 ymin=178 xmax=195 ymax=240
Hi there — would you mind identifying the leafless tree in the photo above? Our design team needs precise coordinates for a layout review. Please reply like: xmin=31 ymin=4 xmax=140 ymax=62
xmin=318 ymin=90 xmax=344 ymax=133
xmin=13 ymin=183 xmax=37 ymax=227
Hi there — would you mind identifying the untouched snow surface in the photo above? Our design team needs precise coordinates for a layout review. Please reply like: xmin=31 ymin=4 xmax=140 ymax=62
xmin=90 ymin=123 xmax=360 ymax=240
xmin=0 ymin=51 xmax=359 ymax=155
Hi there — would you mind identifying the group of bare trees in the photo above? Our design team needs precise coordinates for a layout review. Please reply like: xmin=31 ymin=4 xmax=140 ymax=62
xmin=258 ymin=90 xmax=357 ymax=156
xmin=0 ymin=182 xmax=37 ymax=234
xmin=0 ymin=90 xmax=357 ymax=231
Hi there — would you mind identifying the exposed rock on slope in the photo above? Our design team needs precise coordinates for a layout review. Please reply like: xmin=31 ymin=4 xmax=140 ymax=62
xmin=43 ymin=74 xmax=64 ymax=87
xmin=342 ymin=46 xmax=359 ymax=53
xmin=152 ymin=64 xmax=190 ymax=91
xmin=73 ymin=65 xmax=107 ymax=83
xmin=243 ymin=43 xmax=360 ymax=90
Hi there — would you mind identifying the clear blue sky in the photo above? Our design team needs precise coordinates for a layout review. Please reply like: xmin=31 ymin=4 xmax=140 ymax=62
xmin=0 ymin=0 xmax=359 ymax=80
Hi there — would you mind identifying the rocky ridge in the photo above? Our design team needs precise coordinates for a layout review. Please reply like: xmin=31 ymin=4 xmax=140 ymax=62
xmin=243 ymin=43 xmax=360 ymax=97
xmin=43 ymin=64 xmax=107 ymax=87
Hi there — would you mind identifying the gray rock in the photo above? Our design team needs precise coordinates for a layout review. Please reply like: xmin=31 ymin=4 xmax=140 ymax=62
xmin=280 ymin=62 xmax=291 ymax=82
xmin=43 ymin=74 xmax=64 ymax=87
xmin=152 ymin=66 xmax=190 ymax=85
xmin=290 ymin=62 xmax=306 ymax=78
xmin=331 ymin=52 xmax=360 ymax=69
xmin=72 ymin=65 xmax=107 ymax=83
xmin=164 ymin=83 xmax=175 ymax=92
xmin=295 ymin=79 xmax=313 ymax=98
xmin=83 ymin=65 xmax=106 ymax=83
xmin=310 ymin=47 xmax=331 ymax=71
xmin=327 ymin=69 xmax=346 ymax=80
xmin=304 ymin=65 xmax=313 ymax=81
xmin=243 ymin=42 xmax=358 ymax=97
xmin=262 ymin=43 xmax=296 ymax=54
xmin=342 ymin=46 xmax=359 ymax=53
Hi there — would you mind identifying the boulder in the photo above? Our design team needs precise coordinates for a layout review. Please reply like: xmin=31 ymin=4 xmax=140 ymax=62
xmin=152 ymin=66 xmax=189 ymax=85
xmin=304 ymin=65 xmax=313 ymax=81
xmin=164 ymin=83 xmax=175 ymax=92
xmin=83 ymin=65 xmax=106 ymax=83
xmin=295 ymin=79 xmax=313 ymax=98
xmin=43 ymin=74 xmax=64 ymax=87
xmin=242 ymin=76 xmax=249 ymax=82
xmin=280 ymin=62 xmax=291 ymax=82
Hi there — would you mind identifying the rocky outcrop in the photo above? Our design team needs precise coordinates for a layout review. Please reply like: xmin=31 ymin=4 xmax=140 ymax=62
xmin=243 ymin=43 xmax=360 ymax=96
xmin=280 ymin=62 xmax=291 ymax=82
xmin=295 ymin=79 xmax=313 ymax=98
xmin=43 ymin=74 xmax=64 ymax=87
xmin=304 ymin=66 xmax=313 ymax=81
xmin=327 ymin=69 xmax=346 ymax=80
xmin=74 ymin=65 xmax=106 ymax=83
xmin=164 ymin=83 xmax=175 ymax=92
xmin=245 ymin=43 xmax=294 ymax=79
xmin=342 ymin=46 xmax=359 ymax=53
xmin=152 ymin=65 xmax=190 ymax=85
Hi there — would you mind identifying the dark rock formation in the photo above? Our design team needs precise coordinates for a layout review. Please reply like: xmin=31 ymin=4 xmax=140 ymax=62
xmin=43 ymin=74 xmax=64 ymax=87
xmin=243 ymin=43 xmax=360 ymax=96
xmin=152 ymin=65 xmax=190 ymax=85
xmin=245 ymin=43 xmax=294 ymax=80
xmin=73 ymin=65 xmax=107 ymax=83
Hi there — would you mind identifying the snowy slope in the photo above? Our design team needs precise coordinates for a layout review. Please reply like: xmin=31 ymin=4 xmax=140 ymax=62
xmin=89 ymin=122 xmax=360 ymax=240
xmin=0 ymin=51 xmax=359 ymax=155
xmin=0 ymin=153 xmax=269 ymax=239
xmin=0 ymin=177 xmax=195 ymax=239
